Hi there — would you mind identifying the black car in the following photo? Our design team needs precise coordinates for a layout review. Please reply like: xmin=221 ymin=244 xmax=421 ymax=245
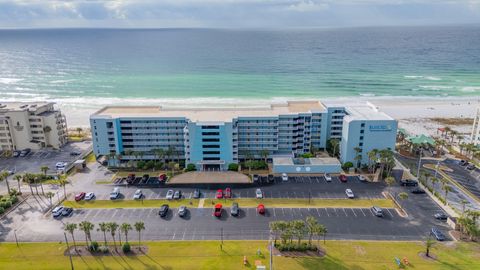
xmin=267 ymin=174 xmax=274 ymax=183
xmin=193 ymin=189 xmax=201 ymax=199
xmin=70 ymin=151 xmax=81 ymax=156
xmin=159 ymin=204 xmax=169 ymax=217
xmin=411 ymin=188 xmax=426 ymax=194
xmin=400 ymin=179 xmax=418 ymax=186
xmin=466 ymin=164 xmax=476 ymax=170
xmin=12 ymin=150 xmax=21 ymax=157
xmin=19 ymin=148 xmax=31 ymax=157
xmin=434 ymin=213 xmax=448 ymax=220
xmin=431 ymin=227 xmax=446 ymax=241
xmin=459 ymin=160 xmax=468 ymax=166
xmin=61 ymin=207 xmax=73 ymax=216
xmin=230 ymin=202 xmax=239 ymax=216
xmin=141 ymin=174 xmax=149 ymax=183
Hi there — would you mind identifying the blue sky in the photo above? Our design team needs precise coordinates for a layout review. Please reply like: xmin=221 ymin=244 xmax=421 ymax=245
xmin=0 ymin=0 xmax=479 ymax=28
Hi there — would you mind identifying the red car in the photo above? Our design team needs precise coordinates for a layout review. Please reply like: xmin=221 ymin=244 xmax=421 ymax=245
xmin=339 ymin=174 xmax=348 ymax=183
xmin=213 ymin=203 xmax=222 ymax=217
xmin=75 ymin=192 xmax=86 ymax=201
xmin=257 ymin=204 xmax=265 ymax=215
xmin=225 ymin=188 xmax=232 ymax=198
xmin=216 ymin=189 xmax=223 ymax=199
xmin=159 ymin=174 xmax=167 ymax=182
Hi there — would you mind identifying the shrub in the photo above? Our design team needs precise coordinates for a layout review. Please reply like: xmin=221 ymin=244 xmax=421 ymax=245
xmin=136 ymin=161 xmax=146 ymax=170
xmin=228 ymin=163 xmax=239 ymax=171
xmin=0 ymin=202 xmax=7 ymax=209
xmin=98 ymin=245 xmax=109 ymax=253
xmin=185 ymin=163 xmax=196 ymax=172
xmin=145 ymin=160 xmax=155 ymax=169
xmin=122 ymin=242 xmax=131 ymax=253
xmin=3 ymin=201 xmax=11 ymax=208
xmin=154 ymin=162 xmax=164 ymax=170
xmin=243 ymin=160 xmax=268 ymax=170
xmin=9 ymin=189 xmax=19 ymax=196
xmin=0 ymin=207 xmax=4 ymax=214
xmin=342 ymin=162 xmax=354 ymax=171
xmin=10 ymin=196 xmax=18 ymax=204
xmin=301 ymin=153 xmax=314 ymax=158
xmin=89 ymin=241 xmax=99 ymax=252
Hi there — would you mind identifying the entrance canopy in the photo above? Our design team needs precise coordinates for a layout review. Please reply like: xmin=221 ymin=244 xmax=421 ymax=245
xmin=406 ymin=134 xmax=436 ymax=146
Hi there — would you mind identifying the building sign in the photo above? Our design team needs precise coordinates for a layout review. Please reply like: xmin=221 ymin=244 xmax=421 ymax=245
xmin=369 ymin=125 xmax=392 ymax=131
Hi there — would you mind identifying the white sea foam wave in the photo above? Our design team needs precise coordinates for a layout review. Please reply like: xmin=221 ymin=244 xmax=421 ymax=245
xmin=0 ymin=78 xmax=24 ymax=84
xmin=418 ymin=85 xmax=453 ymax=91
xmin=460 ymin=87 xmax=480 ymax=92
xmin=49 ymin=79 xmax=76 ymax=84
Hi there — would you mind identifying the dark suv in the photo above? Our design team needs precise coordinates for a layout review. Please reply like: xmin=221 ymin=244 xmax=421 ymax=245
xmin=400 ymin=179 xmax=418 ymax=186
xmin=431 ymin=227 xmax=446 ymax=241
xmin=159 ymin=204 xmax=169 ymax=217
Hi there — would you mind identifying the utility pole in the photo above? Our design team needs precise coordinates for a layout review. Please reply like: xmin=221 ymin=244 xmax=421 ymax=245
xmin=220 ymin=227 xmax=223 ymax=250
xmin=269 ymin=239 xmax=273 ymax=270
xmin=416 ymin=149 xmax=422 ymax=178
xmin=434 ymin=160 xmax=440 ymax=179
xmin=64 ymin=232 xmax=74 ymax=270
xmin=308 ymin=191 xmax=311 ymax=204
xmin=14 ymin=230 xmax=18 ymax=247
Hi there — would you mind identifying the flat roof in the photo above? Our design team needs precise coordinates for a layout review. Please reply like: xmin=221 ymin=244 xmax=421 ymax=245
xmin=0 ymin=102 xmax=53 ymax=112
xmin=273 ymin=157 xmax=341 ymax=166
xmin=92 ymin=101 xmax=327 ymax=122
xmin=345 ymin=103 xmax=394 ymax=121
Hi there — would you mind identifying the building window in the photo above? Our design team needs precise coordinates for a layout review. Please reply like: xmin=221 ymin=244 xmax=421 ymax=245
xmin=203 ymin=151 xmax=220 ymax=155
xmin=361 ymin=123 xmax=365 ymax=127
xmin=202 ymin=132 xmax=220 ymax=136
xmin=202 ymin=138 xmax=220 ymax=142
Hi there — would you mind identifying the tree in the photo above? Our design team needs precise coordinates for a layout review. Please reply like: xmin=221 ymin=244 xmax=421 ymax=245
xmin=260 ymin=149 xmax=269 ymax=163
xmin=22 ymin=173 xmax=36 ymax=195
xmin=353 ymin=147 xmax=362 ymax=168
xmin=314 ymin=224 xmax=327 ymax=245
xmin=98 ymin=222 xmax=109 ymax=246
xmin=329 ymin=139 xmax=340 ymax=157
xmin=153 ymin=148 xmax=165 ymax=167
xmin=367 ymin=149 xmax=378 ymax=173
xmin=65 ymin=223 xmax=78 ymax=251
xmin=13 ymin=174 xmax=22 ymax=193
xmin=58 ymin=177 xmax=68 ymax=200
xmin=424 ymin=236 xmax=436 ymax=257
xmin=40 ymin=165 xmax=49 ymax=176
xmin=442 ymin=183 xmax=453 ymax=205
xmin=305 ymin=216 xmax=319 ymax=246
xmin=431 ymin=177 xmax=439 ymax=191
xmin=397 ymin=192 xmax=409 ymax=201
xmin=79 ymin=221 xmax=94 ymax=246
xmin=269 ymin=221 xmax=281 ymax=246
xmin=120 ymin=223 xmax=132 ymax=243
xmin=134 ymin=221 xmax=145 ymax=247
xmin=76 ymin=127 xmax=83 ymax=137
xmin=290 ymin=220 xmax=307 ymax=245
xmin=107 ymin=222 xmax=119 ymax=251
xmin=384 ymin=176 xmax=395 ymax=196
xmin=461 ymin=199 xmax=468 ymax=214
xmin=0 ymin=170 xmax=11 ymax=194
xmin=45 ymin=191 xmax=55 ymax=206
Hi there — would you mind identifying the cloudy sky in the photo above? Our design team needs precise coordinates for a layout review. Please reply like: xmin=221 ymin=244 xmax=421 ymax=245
xmin=0 ymin=0 xmax=479 ymax=28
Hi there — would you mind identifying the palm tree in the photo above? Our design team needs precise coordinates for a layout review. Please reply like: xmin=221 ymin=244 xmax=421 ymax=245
xmin=76 ymin=127 xmax=83 ymax=137
xmin=315 ymin=224 xmax=327 ymax=245
xmin=13 ymin=174 xmax=22 ymax=193
xmin=134 ymin=221 xmax=145 ymax=247
xmin=353 ymin=147 xmax=362 ymax=168
xmin=107 ymin=222 xmax=119 ymax=251
xmin=0 ymin=170 xmax=11 ymax=194
xmin=153 ymin=148 xmax=165 ymax=167
xmin=98 ymin=222 xmax=109 ymax=246
xmin=260 ymin=149 xmax=269 ymax=163
xmin=269 ymin=221 xmax=281 ymax=246
xmin=423 ymin=172 xmax=431 ymax=187
xmin=65 ymin=223 xmax=78 ymax=251
xmin=329 ymin=139 xmax=340 ymax=157
xmin=424 ymin=236 xmax=436 ymax=257
xmin=79 ymin=221 xmax=94 ymax=246
xmin=22 ymin=173 xmax=34 ymax=194
xmin=58 ymin=177 xmax=68 ymax=200
xmin=384 ymin=176 xmax=395 ymax=196
xmin=442 ymin=183 xmax=453 ymax=205
xmin=40 ymin=165 xmax=49 ymax=176
xmin=367 ymin=149 xmax=378 ymax=173
xmin=397 ymin=192 xmax=409 ymax=201
xmin=45 ymin=191 xmax=55 ymax=206
xmin=120 ymin=223 xmax=132 ymax=243
xmin=305 ymin=216 xmax=318 ymax=246
xmin=431 ymin=177 xmax=439 ymax=192
xmin=461 ymin=199 xmax=468 ymax=214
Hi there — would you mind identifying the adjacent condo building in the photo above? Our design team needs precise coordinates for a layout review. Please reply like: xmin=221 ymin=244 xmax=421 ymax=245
xmin=90 ymin=101 xmax=397 ymax=171
xmin=0 ymin=102 xmax=68 ymax=151
xmin=471 ymin=108 xmax=480 ymax=146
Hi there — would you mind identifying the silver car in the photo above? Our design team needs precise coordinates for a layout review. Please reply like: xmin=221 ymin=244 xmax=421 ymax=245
xmin=166 ymin=190 xmax=174 ymax=200
xmin=178 ymin=205 xmax=187 ymax=217
xmin=133 ymin=189 xmax=143 ymax=200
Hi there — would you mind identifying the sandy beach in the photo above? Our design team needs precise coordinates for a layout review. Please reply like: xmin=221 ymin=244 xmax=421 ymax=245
xmin=55 ymin=97 xmax=479 ymax=138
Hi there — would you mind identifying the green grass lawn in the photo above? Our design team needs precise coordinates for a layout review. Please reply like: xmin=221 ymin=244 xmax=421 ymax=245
xmin=64 ymin=199 xmax=199 ymax=209
xmin=204 ymin=198 xmax=395 ymax=208
xmin=0 ymin=240 xmax=478 ymax=270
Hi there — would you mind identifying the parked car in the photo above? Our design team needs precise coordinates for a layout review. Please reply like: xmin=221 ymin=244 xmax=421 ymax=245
xmin=431 ymin=227 xmax=446 ymax=241
xmin=173 ymin=190 xmax=182 ymax=200
xmin=400 ymin=179 xmax=418 ymax=186
xmin=142 ymin=174 xmax=149 ymax=182
xmin=252 ymin=174 xmax=259 ymax=183
xmin=255 ymin=188 xmax=263 ymax=199
xmin=166 ymin=190 xmax=174 ymax=200
xmin=216 ymin=189 xmax=223 ymax=199
xmin=74 ymin=192 xmax=86 ymax=201
xmin=159 ymin=173 xmax=167 ymax=182
xmin=281 ymin=173 xmax=289 ymax=181
xmin=126 ymin=174 xmax=135 ymax=184
xmin=12 ymin=150 xmax=21 ymax=157
xmin=324 ymin=173 xmax=332 ymax=182
xmin=133 ymin=189 xmax=143 ymax=200
xmin=466 ymin=164 xmax=476 ymax=170
xmin=19 ymin=148 xmax=31 ymax=157
xmin=159 ymin=204 xmax=169 ymax=217
xmin=109 ymin=187 xmax=120 ymax=200
xmin=339 ymin=174 xmax=347 ymax=183
xmin=230 ymin=202 xmax=239 ymax=216
xmin=459 ymin=160 xmax=468 ymax=166
xmin=257 ymin=204 xmax=265 ymax=215
xmin=411 ymin=188 xmax=426 ymax=194
xmin=225 ymin=188 xmax=232 ymax=199
xmin=345 ymin=189 xmax=355 ymax=198
xmin=178 ymin=205 xmax=187 ymax=217
xmin=267 ymin=174 xmax=275 ymax=183
xmin=193 ymin=189 xmax=201 ymax=199
xmin=434 ymin=213 xmax=448 ymax=220
xmin=70 ymin=151 xmax=81 ymax=156
xmin=61 ymin=207 xmax=73 ymax=217
xmin=358 ymin=175 xmax=368 ymax=182
xmin=52 ymin=206 xmax=64 ymax=218
xmin=213 ymin=203 xmax=222 ymax=217
xmin=371 ymin=206 xmax=383 ymax=217
xmin=85 ymin=192 xmax=95 ymax=201
xmin=56 ymin=162 xmax=68 ymax=168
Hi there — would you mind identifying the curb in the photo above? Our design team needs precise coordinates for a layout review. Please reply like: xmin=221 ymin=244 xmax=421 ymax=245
xmin=0 ymin=194 xmax=30 ymax=219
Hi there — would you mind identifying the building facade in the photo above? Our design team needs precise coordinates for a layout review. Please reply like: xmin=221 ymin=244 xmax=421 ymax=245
xmin=471 ymin=108 xmax=480 ymax=146
xmin=0 ymin=102 xmax=68 ymax=151
xmin=90 ymin=101 xmax=397 ymax=170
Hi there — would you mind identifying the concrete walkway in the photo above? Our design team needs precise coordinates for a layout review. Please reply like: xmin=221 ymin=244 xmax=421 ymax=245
xmin=169 ymin=171 xmax=251 ymax=184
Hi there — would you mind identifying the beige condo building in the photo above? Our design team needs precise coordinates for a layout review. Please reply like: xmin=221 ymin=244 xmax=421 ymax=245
xmin=0 ymin=102 xmax=68 ymax=151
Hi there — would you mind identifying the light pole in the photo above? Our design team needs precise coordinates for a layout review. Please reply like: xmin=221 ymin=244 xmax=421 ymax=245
xmin=434 ymin=160 xmax=440 ymax=179
xmin=416 ymin=148 xmax=423 ymax=179
xmin=64 ymin=232 xmax=74 ymax=270
xmin=14 ymin=229 xmax=18 ymax=247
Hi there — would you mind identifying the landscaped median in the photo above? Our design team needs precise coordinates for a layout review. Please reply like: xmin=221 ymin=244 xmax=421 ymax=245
xmin=63 ymin=199 xmax=200 ymax=209
xmin=63 ymin=198 xmax=395 ymax=209
xmin=0 ymin=240 xmax=478 ymax=270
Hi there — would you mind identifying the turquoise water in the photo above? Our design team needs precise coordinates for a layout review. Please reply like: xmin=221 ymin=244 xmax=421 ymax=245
xmin=1 ymin=26 xmax=480 ymax=105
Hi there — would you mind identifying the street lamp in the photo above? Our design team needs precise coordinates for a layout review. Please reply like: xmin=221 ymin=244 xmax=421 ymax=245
xmin=416 ymin=148 xmax=423 ymax=179
xmin=434 ymin=160 xmax=440 ymax=179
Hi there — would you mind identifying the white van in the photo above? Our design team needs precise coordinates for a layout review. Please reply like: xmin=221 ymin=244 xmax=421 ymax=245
xmin=110 ymin=187 xmax=120 ymax=200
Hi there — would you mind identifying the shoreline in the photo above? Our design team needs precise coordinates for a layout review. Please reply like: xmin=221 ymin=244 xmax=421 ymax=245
xmin=1 ymin=96 xmax=479 ymax=131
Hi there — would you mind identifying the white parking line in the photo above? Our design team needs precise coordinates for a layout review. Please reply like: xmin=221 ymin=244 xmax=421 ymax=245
xmin=342 ymin=208 xmax=347 ymax=217
xmin=297 ymin=208 xmax=303 ymax=217
xmin=316 ymin=208 xmax=321 ymax=216
xmin=360 ymin=208 xmax=367 ymax=217
xmin=273 ymin=208 xmax=276 ymax=217
xmin=281 ymin=208 xmax=285 ymax=216
xmin=325 ymin=208 xmax=330 ymax=217
xmin=293 ymin=191 xmax=297 ymax=198
xmin=351 ymin=208 xmax=357 ymax=217
xmin=386 ymin=208 xmax=394 ymax=218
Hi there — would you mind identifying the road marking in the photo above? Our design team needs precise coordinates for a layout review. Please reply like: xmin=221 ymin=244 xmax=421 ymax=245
xmin=316 ymin=208 xmax=321 ymax=216
xmin=342 ymin=208 xmax=347 ymax=217
xmin=351 ymin=208 xmax=357 ymax=217
xmin=281 ymin=208 xmax=285 ymax=216
xmin=360 ymin=208 xmax=367 ymax=217
xmin=386 ymin=208 xmax=394 ymax=218
xmin=293 ymin=191 xmax=297 ymax=198
xmin=325 ymin=208 xmax=330 ymax=217
xmin=298 ymin=208 xmax=303 ymax=217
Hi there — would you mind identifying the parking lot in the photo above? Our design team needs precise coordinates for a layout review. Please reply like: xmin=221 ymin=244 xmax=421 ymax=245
xmin=81 ymin=175 xmax=386 ymax=200
xmin=442 ymin=159 xmax=480 ymax=199
xmin=0 ymin=141 xmax=92 ymax=174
